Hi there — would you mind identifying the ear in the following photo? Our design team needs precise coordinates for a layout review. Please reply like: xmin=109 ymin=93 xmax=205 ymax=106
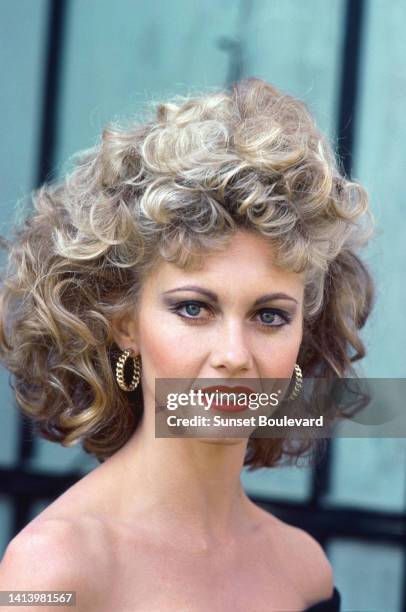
xmin=111 ymin=310 xmax=140 ymax=354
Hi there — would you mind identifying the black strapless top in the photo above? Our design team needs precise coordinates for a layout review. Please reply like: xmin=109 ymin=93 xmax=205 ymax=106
xmin=304 ymin=586 xmax=341 ymax=611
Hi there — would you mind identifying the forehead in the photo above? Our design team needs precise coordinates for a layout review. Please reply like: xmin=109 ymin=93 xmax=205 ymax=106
xmin=144 ymin=230 xmax=305 ymax=296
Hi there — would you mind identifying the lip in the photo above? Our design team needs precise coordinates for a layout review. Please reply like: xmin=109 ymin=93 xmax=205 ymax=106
xmin=198 ymin=385 xmax=256 ymax=413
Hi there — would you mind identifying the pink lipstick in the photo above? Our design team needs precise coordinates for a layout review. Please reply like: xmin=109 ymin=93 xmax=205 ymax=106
xmin=198 ymin=385 xmax=256 ymax=413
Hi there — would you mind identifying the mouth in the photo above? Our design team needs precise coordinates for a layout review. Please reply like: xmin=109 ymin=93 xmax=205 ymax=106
xmin=197 ymin=385 xmax=256 ymax=413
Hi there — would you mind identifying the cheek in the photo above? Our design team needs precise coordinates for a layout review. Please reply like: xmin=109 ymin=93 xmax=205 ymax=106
xmin=259 ymin=323 xmax=302 ymax=379
xmin=138 ymin=310 xmax=199 ymax=378
xmin=266 ymin=346 xmax=299 ymax=378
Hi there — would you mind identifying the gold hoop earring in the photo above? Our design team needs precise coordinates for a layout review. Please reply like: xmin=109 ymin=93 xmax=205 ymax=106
xmin=115 ymin=348 xmax=141 ymax=392
xmin=288 ymin=363 xmax=303 ymax=400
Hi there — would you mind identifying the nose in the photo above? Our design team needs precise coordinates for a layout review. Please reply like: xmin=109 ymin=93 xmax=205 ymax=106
xmin=209 ymin=319 xmax=253 ymax=375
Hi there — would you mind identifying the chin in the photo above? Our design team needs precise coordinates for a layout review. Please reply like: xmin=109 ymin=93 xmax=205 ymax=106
xmin=197 ymin=437 xmax=247 ymax=446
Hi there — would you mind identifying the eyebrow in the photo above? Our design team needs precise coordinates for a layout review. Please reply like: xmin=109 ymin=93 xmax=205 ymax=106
xmin=161 ymin=285 xmax=298 ymax=305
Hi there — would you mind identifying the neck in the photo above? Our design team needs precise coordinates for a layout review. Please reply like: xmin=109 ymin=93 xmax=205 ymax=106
xmin=107 ymin=402 xmax=257 ymax=548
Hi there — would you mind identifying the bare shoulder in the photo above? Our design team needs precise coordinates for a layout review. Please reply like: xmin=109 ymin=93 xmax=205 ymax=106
xmin=278 ymin=518 xmax=334 ymax=601
xmin=0 ymin=518 xmax=79 ymax=583
xmin=0 ymin=516 xmax=112 ymax=611
xmin=255 ymin=507 xmax=334 ymax=604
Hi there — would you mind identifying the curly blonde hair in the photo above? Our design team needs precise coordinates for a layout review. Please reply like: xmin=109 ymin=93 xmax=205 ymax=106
xmin=0 ymin=78 xmax=374 ymax=468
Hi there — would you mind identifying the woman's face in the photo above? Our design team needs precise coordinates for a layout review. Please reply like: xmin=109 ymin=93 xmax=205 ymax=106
xmin=114 ymin=229 xmax=305 ymax=417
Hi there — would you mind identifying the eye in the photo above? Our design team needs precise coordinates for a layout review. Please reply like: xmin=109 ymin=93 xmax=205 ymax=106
xmin=255 ymin=308 xmax=291 ymax=327
xmin=170 ymin=300 xmax=211 ymax=322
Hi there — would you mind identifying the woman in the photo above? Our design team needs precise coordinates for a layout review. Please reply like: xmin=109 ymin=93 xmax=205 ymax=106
xmin=0 ymin=78 xmax=373 ymax=611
